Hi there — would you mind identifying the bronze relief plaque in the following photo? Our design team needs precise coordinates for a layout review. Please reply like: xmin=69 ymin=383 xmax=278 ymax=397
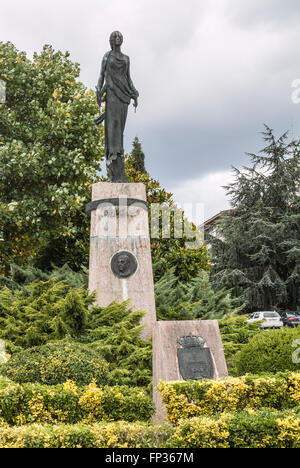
xmin=111 ymin=251 xmax=138 ymax=279
xmin=177 ymin=336 xmax=214 ymax=381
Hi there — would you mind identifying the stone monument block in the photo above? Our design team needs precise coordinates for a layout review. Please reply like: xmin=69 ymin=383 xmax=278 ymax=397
xmin=152 ymin=320 xmax=228 ymax=422
xmin=87 ymin=182 xmax=156 ymax=340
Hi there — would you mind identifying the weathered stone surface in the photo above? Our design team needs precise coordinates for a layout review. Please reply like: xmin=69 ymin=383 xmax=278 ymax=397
xmin=88 ymin=182 xmax=156 ymax=340
xmin=152 ymin=320 xmax=228 ymax=422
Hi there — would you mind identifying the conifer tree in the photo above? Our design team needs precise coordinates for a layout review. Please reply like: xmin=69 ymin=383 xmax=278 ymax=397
xmin=155 ymin=268 xmax=243 ymax=321
xmin=129 ymin=137 xmax=147 ymax=174
xmin=211 ymin=126 xmax=300 ymax=312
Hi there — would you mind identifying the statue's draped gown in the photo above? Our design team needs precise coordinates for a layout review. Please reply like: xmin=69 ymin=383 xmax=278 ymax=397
xmin=105 ymin=52 xmax=138 ymax=166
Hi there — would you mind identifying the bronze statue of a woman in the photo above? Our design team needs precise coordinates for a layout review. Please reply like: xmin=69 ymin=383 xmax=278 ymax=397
xmin=95 ymin=31 xmax=139 ymax=183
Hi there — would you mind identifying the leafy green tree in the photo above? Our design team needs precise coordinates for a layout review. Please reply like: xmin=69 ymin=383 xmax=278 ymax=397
xmin=155 ymin=268 xmax=243 ymax=321
xmin=125 ymin=154 xmax=210 ymax=282
xmin=0 ymin=41 xmax=104 ymax=274
xmin=211 ymin=126 xmax=300 ymax=312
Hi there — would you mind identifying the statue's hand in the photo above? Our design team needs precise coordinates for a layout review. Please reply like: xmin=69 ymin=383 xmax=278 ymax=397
xmin=133 ymin=97 xmax=138 ymax=110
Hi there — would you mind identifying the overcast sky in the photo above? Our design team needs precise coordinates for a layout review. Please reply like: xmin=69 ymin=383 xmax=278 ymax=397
xmin=1 ymin=0 xmax=300 ymax=219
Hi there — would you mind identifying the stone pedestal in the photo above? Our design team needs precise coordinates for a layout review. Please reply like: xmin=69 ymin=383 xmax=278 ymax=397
xmin=152 ymin=320 xmax=228 ymax=422
xmin=87 ymin=182 xmax=156 ymax=340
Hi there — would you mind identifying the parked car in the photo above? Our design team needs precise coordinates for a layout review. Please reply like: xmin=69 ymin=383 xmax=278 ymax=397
xmin=280 ymin=312 xmax=300 ymax=328
xmin=246 ymin=311 xmax=283 ymax=329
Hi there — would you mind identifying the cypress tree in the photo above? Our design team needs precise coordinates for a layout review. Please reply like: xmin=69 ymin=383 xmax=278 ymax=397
xmin=211 ymin=126 xmax=300 ymax=312
xmin=129 ymin=137 xmax=147 ymax=174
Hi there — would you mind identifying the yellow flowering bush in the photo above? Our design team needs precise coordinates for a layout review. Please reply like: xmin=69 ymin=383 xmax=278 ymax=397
xmin=277 ymin=415 xmax=300 ymax=447
xmin=78 ymin=381 xmax=104 ymax=423
xmin=0 ymin=377 xmax=154 ymax=426
xmin=158 ymin=372 xmax=300 ymax=424
xmin=1 ymin=341 xmax=109 ymax=387
xmin=0 ymin=408 xmax=299 ymax=448
xmin=170 ymin=413 xmax=232 ymax=449
xmin=168 ymin=408 xmax=300 ymax=448
xmin=0 ymin=422 xmax=173 ymax=449
xmin=288 ymin=374 xmax=300 ymax=404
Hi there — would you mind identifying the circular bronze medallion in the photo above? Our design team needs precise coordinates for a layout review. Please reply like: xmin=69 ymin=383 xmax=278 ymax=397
xmin=111 ymin=251 xmax=138 ymax=279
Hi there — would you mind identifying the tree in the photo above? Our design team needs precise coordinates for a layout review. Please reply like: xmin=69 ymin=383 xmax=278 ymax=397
xmin=0 ymin=42 xmax=105 ymax=274
xmin=125 ymin=151 xmax=210 ymax=282
xmin=155 ymin=268 xmax=243 ymax=321
xmin=211 ymin=126 xmax=300 ymax=312
xmin=128 ymin=136 xmax=147 ymax=174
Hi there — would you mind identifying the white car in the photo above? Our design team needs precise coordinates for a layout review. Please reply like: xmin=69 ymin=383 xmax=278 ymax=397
xmin=246 ymin=311 xmax=283 ymax=329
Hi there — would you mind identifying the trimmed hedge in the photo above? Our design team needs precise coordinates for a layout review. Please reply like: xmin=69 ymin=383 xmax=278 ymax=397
xmin=0 ymin=378 xmax=154 ymax=425
xmin=0 ymin=422 xmax=173 ymax=448
xmin=0 ymin=410 xmax=299 ymax=448
xmin=1 ymin=342 xmax=109 ymax=387
xmin=235 ymin=328 xmax=300 ymax=375
xmin=168 ymin=408 xmax=300 ymax=448
xmin=158 ymin=373 xmax=300 ymax=424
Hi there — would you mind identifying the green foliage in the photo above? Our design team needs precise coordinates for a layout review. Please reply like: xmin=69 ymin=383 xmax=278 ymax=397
xmin=235 ymin=328 xmax=300 ymax=375
xmin=0 ymin=279 xmax=92 ymax=352
xmin=0 ymin=41 xmax=105 ymax=273
xmin=0 ymin=377 xmax=154 ymax=426
xmin=168 ymin=408 xmax=300 ymax=448
xmin=88 ymin=301 xmax=152 ymax=388
xmin=128 ymin=136 xmax=147 ymax=174
xmin=125 ymin=152 xmax=210 ymax=283
xmin=153 ymin=246 xmax=210 ymax=284
xmin=0 ymin=278 xmax=152 ymax=388
xmin=0 ymin=422 xmax=172 ymax=448
xmin=155 ymin=268 xmax=243 ymax=321
xmin=0 ymin=263 xmax=88 ymax=292
xmin=211 ymin=126 xmax=300 ymax=312
xmin=1 ymin=342 xmax=109 ymax=387
xmin=219 ymin=316 xmax=261 ymax=374
xmin=0 ymin=410 xmax=299 ymax=448
xmin=158 ymin=373 xmax=300 ymax=424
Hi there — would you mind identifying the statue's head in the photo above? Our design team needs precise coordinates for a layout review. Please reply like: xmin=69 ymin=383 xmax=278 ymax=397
xmin=110 ymin=31 xmax=123 ymax=49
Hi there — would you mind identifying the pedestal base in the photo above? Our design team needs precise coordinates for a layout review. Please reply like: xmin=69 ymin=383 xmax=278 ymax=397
xmin=88 ymin=182 xmax=157 ymax=340
xmin=152 ymin=320 xmax=228 ymax=422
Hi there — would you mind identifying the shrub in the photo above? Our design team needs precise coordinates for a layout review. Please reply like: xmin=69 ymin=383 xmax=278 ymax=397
xmin=235 ymin=327 xmax=300 ymax=375
xmin=0 ymin=378 xmax=154 ymax=426
xmin=0 ymin=422 xmax=173 ymax=448
xmin=168 ymin=408 xmax=300 ymax=448
xmin=1 ymin=342 xmax=109 ymax=387
xmin=158 ymin=373 xmax=300 ymax=424
xmin=0 ymin=412 xmax=298 ymax=448
xmin=218 ymin=316 xmax=261 ymax=374
xmin=0 ymin=278 xmax=152 ymax=388
xmin=0 ymin=279 xmax=92 ymax=351
xmin=155 ymin=269 xmax=243 ymax=321
xmin=0 ymin=263 xmax=87 ymax=292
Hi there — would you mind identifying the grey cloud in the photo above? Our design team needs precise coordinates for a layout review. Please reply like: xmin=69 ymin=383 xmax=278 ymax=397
xmin=1 ymin=0 xmax=300 ymax=197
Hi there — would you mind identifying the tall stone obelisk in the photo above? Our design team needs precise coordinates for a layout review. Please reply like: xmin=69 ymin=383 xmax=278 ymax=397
xmin=87 ymin=182 xmax=156 ymax=340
